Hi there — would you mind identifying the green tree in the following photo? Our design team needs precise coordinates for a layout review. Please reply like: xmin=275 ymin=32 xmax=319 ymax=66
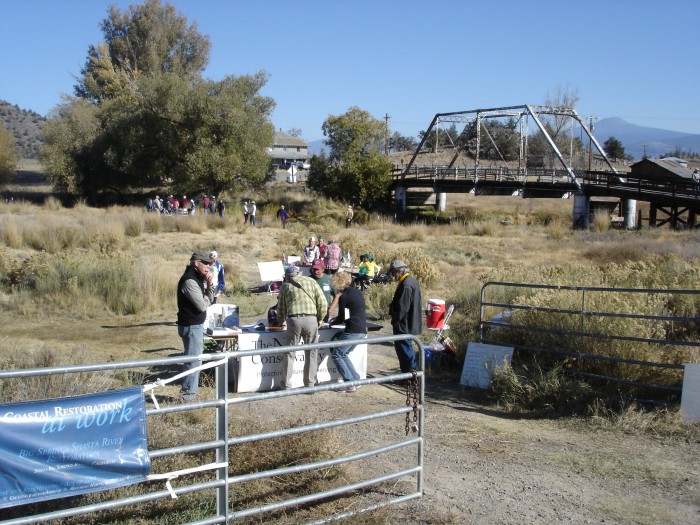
xmin=0 ymin=124 xmax=19 ymax=185
xmin=389 ymin=131 xmax=416 ymax=152
xmin=42 ymin=0 xmax=274 ymax=201
xmin=308 ymin=107 xmax=392 ymax=208
xmin=603 ymin=136 xmax=626 ymax=161
xmin=76 ymin=0 xmax=210 ymax=102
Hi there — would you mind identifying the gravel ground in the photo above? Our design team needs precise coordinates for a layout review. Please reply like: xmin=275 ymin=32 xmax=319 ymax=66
xmin=235 ymin=329 xmax=700 ymax=525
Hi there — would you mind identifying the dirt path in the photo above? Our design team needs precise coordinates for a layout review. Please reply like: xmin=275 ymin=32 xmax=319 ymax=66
xmin=238 ymin=335 xmax=699 ymax=525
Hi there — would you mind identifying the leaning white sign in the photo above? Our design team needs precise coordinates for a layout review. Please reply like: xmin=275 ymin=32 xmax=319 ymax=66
xmin=681 ymin=363 xmax=700 ymax=422
xmin=460 ymin=342 xmax=514 ymax=389
xmin=235 ymin=329 xmax=367 ymax=392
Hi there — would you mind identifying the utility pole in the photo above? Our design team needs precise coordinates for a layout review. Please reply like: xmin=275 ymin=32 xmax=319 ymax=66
xmin=384 ymin=113 xmax=390 ymax=156
xmin=587 ymin=115 xmax=598 ymax=171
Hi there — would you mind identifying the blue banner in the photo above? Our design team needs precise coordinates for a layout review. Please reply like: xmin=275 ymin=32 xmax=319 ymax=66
xmin=0 ymin=387 xmax=150 ymax=509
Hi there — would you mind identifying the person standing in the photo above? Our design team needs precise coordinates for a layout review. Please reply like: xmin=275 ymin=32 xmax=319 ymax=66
xmin=209 ymin=196 xmax=216 ymax=215
xmin=209 ymin=250 xmax=225 ymax=304
xmin=250 ymin=200 xmax=257 ymax=225
xmin=317 ymin=236 xmax=328 ymax=259
xmin=217 ymin=198 xmax=225 ymax=218
xmin=345 ymin=205 xmax=354 ymax=228
xmin=277 ymin=266 xmax=327 ymax=390
xmin=243 ymin=201 xmax=249 ymax=224
xmin=276 ymin=204 xmax=289 ymax=228
xmin=329 ymin=272 xmax=367 ymax=392
xmin=309 ymin=259 xmax=336 ymax=322
xmin=388 ymin=259 xmax=422 ymax=373
xmin=323 ymin=240 xmax=342 ymax=274
xmin=177 ymin=251 xmax=215 ymax=401
xmin=202 ymin=195 xmax=210 ymax=215
xmin=303 ymin=236 xmax=320 ymax=265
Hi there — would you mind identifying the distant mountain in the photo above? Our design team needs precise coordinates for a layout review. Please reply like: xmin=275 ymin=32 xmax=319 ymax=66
xmin=0 ymin=100 xmax=46 ymax=159
xmin=307 ymin=139 xmax=327 ymax=157
xmin=592 ymin=117 xmax=700 ymax=160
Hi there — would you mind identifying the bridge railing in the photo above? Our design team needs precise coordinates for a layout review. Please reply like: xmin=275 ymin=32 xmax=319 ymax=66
xmin=581 ymin=172 xmax=699 ymax=199
xmin=393 ymin=166 xmax=578 ymax=185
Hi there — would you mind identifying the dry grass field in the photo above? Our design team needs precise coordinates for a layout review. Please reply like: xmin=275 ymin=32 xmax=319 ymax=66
xmin=1 ymin=172 xmax=699 ymax=524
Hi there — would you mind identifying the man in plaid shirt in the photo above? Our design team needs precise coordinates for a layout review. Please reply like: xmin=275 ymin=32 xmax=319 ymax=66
xmin=278 ymin=266 xmax=328 ymax=390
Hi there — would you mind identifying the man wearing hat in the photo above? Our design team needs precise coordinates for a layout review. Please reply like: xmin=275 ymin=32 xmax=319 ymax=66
xmin=277 ymin=265 xmax=328 ymax=390
xmin=177 ymin=252 xmax=216 ymax=400
xmin=388 ymin=260 xmax=422 ymax=373
xmin=309 ymin=259 xmax=337 ymax=322
xmin=208 ymin=250 xmax=225 ymax=304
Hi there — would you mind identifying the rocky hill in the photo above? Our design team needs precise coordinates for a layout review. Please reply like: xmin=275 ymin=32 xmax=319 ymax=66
xmin=0 ymin=100 xmax=46 ymax=159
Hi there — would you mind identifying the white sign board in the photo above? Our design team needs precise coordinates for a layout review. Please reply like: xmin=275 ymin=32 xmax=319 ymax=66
xmin=235 ymin=329 xmax=367 ymax=392
xmin=257 ymin=260 xmax=285 ymax=283
xmin=681 ymin=363 xmax=700 ymax=422
xmin=460 ymin=342 xmax=514 ymax=389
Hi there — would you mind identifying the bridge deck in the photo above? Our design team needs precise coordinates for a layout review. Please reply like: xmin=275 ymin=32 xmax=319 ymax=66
xmin=391 ymin=167 xmax=700 ymax=209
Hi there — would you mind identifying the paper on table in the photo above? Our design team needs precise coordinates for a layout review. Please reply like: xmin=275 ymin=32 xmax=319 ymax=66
xmin=206 ymin=327 xmax=240 ymax=337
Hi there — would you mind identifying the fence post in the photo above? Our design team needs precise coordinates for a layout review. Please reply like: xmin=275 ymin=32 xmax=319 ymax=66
xmin=215 ymin=359 xmax=229 ymax=521
xmin=580 ymin=288 xmax=586 ymax=333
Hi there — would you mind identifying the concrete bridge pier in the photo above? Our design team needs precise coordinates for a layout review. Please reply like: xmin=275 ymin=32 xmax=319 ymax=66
xmin=436 ymin=192 xmax=446 ymax=212
xmin=573 ymin=193 xmax=590 ymax=228
xmin=623 ymin=199 xmax=637 ymax=229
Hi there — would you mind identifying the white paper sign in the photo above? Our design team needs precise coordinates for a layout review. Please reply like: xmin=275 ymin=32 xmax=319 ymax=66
xmin=460 ymin=342 xmax=514 ymax=389
xmin=681 ymin=363 xmax=700 ymax=422
xmin=257 ymin=261 xmax=285 ymax=283
xmin=235 ymin=329 xmax=367 ymax=392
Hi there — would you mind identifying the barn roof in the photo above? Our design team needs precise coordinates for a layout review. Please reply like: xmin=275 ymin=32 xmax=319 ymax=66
xmin=629 ymin=158 xmax=693 ymax=180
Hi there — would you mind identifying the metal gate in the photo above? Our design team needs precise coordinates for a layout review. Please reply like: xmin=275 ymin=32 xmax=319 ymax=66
xmin=479 ymin=281 xmax=700 ymax=399
xmin=0 ymin=334 xmax=424 ymax=524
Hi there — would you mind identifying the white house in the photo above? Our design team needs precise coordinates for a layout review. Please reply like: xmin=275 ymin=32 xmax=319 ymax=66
xmin=268 ymin=130 xmax=310 ymax=168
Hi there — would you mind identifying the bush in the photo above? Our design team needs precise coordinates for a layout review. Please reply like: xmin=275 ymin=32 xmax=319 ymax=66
xmin=488 ymin=362 xmax=595 ymax=416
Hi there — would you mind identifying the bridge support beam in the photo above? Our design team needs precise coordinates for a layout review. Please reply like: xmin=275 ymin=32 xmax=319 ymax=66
xmin=623 ymin=199 xmax=637 ymax=229
xmin=436 ymin=192 xmax=446 ymax=212
xmin=395 ymin=185 xmax=406 ymax=213
xmin=573 ymin=193 xmax=590 ymax=228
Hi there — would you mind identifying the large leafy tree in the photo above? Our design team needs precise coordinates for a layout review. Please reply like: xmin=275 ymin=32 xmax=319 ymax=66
xmin=42 ymin=0 xmax=274 ymax=201
xmin=0 ymin=124 xmax=19 ymax=185
xmin=308 ymin=107 xmax=392 ymax=208
xmin=75 ymin=0 xmax=210 ymax=102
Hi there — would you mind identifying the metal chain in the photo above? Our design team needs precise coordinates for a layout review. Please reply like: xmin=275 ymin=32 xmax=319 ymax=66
xmin=405 ymin=377 xmax=411 ymax=435
xmin=405 ymin=370 xmax=419 ymax=435
xmin=411 ymin=369 xmax=419 ymax=433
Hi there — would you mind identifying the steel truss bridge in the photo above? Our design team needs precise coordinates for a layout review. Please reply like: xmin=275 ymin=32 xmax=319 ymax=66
xmin=392 ymin=105 xmax=700 ymax=228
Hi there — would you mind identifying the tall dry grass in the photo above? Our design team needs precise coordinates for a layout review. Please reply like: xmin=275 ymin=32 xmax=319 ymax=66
xmin=2 ymin=197 xmax=700 ymax=410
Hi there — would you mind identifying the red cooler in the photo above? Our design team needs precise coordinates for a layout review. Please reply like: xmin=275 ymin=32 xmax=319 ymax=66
xmin=426 ymin=299 xmax=446 ymax=329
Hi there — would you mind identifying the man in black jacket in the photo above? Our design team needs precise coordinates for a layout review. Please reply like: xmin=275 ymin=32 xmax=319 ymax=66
xmin=177 ymin=252 xmax=215 ymax=400
xmin=388 ymin=260 xmax=422 ymax=373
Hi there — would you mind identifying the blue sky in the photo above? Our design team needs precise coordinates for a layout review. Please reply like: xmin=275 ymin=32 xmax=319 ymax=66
xmin=1 ymin=0 xmax=699 ymax=141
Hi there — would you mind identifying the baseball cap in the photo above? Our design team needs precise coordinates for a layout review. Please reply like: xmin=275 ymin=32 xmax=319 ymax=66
xmin=191 ymin=251 xmax=214 ymax=263
xmin=389 ymin=259 xmax=407 ymax=271
xmin=285 ymin=266 xmax=300 ymax=276
xmin=311 ymin=260 xmax=325 ymax=270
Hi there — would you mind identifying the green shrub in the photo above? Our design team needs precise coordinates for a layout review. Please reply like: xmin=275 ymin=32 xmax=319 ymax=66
xmin=488 ymin=362 xmax=595 ymax=416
